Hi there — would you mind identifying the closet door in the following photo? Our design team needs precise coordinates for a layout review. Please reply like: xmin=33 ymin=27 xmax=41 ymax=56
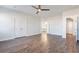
xmin=14 ymin=14 xmax=27 ymax=37
xmin=0 ymin=13 xmax=14 ymax=40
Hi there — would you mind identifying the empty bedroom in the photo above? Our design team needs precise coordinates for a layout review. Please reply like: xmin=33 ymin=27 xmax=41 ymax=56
xmin=0 ymin=5 xmax=79 ymax=53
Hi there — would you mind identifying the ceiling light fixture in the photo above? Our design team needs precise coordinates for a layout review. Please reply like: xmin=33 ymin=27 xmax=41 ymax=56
xmin=38 ymin=9 xmax=41 ymax=12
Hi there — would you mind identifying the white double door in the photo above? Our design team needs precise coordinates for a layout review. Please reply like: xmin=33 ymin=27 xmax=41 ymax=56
xmin=14 ymin=14 xmax=27 ymax=38
xmin=0 ymin=12 xmax=39 ymax=41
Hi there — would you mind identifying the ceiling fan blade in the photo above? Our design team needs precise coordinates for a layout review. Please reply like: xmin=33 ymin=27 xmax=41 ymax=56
xmin=36 ymin=11 xmax=39 ymax=14
xmin=41 ymin=9 xmax=50 ymax=11
xmin=32 ymin=6 xmax=38 ymax=9
xmin=38 ymin=5 xmax=41 ymax=9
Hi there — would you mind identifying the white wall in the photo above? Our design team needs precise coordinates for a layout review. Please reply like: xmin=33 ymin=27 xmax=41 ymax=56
xmin=0 ymin=7 xmax=41 ymax=41
xmin=77 ymin=17 xmax=79 ymax=40
xmin=27 ymin=16 xmax=41 ymax=36
xmin=45 ymin=15 xmax=63 ymax=36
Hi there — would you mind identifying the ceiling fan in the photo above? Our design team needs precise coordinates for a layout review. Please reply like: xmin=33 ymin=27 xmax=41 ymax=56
xmin=32 ymin=5 xmax=50 ymax=14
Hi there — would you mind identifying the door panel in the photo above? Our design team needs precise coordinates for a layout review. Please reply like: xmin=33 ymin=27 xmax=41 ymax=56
xmin=0 ymin=13 xmax=14 ymax=40
xmin=14 ymin=14 xmax=27 ymax=37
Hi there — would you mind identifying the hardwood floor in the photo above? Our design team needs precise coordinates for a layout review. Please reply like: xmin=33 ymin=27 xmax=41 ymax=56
xmin=0 ymin=33 xmax=78 ymax=53
xmin=66 ymin=33 xmax=77 ymax=52
xmin=0 ymin=33 xmax=66 ymax=53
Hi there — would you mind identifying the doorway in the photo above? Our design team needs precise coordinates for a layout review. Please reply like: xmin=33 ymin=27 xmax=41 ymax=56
xmin=66 ymin=18 xmax=73 ymax=35
xmin=66 ymin=18 xmax=76 ymax=52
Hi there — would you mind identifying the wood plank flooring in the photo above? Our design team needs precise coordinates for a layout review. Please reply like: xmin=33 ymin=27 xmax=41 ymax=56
xmin=66 ymin=33 xmax=77 ymax=52
xmin=0 ymin=33 xmax=78 ymax=53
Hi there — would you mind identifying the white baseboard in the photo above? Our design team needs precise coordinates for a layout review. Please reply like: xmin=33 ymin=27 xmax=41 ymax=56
xmin=0 ymin=33 xmax=41 ymax=41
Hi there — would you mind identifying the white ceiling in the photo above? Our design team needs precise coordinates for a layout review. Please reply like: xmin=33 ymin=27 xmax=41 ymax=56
xmin=1 ymin=5 xmax=79 ymax=17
